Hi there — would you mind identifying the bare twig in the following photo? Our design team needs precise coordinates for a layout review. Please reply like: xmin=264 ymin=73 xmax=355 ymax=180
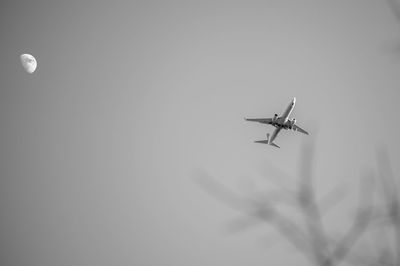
xmin=195 ymin=142 xmax=387 ymax=266
xmin=297 ymin=142 xmax=331 ymax=265
xmin=331 ymin=174 xmax=374 ymax=265
xmin=376 ymin=148 xmax=400 ymax=266
xmin=195 ymin=171 xmax=316 ymax=262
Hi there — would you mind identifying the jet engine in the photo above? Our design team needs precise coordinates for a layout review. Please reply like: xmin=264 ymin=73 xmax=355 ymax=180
xmin=290 ymin=118 xmax=296 ymax=129
xmin=273 ymin=114 xmax=278 ymax=122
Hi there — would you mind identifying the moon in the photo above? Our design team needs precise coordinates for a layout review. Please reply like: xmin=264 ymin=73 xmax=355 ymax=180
xmin=20 ymin=54 xmax=37 ymax=74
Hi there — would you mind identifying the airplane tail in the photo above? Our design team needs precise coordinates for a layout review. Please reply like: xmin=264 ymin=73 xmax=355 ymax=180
xmin=254 ymin=133 xmax=280 ymax=148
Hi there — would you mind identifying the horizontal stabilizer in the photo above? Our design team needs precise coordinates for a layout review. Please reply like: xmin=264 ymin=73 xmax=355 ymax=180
xmin=270 ymin=142 xmax=280 ymax=148
xmin=254 ymin=140 xmax=269 ymax=144
xmin=254 ymin=140 xmax=280 ymax=148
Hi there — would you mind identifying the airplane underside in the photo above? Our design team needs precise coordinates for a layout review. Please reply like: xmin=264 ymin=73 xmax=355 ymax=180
xmin=245 ymin=97 xmax=308 ymax=148
xmin=272 ymin=123 xmax=292 ymax=130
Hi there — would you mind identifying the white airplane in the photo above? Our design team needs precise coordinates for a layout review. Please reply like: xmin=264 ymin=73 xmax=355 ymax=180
xmin=245 ymin=97 xmax=308 ymax=148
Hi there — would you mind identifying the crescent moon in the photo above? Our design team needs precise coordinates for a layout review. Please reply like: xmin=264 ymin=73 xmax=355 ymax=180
xmin=20 ymin=54 xmax=37 ymax=74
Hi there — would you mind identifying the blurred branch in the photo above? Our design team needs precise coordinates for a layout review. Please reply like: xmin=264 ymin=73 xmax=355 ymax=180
xmin=387 ymin=0 xmax=400 ymax=23
xmin=195 ymin=171 xmax=315 ymax=262
xmin=376 ymin=148 xmax=400 ymax=266
xmin=195 ymin=142 xmax=400 ymax=266
xmin=331 ymin=175 xmax=374 ymax=265
xmin=297 ymin=142 xmax=331 ymax=265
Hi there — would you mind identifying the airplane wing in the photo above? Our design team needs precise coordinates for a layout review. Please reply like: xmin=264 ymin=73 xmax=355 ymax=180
xmin=245 ymin=118 xmax=273 ymax=124
xmin=292 ymin=124 xmax=309 ymax=135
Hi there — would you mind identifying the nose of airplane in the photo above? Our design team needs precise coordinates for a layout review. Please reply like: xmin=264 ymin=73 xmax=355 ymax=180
xmin=292 ymin=97 xmax=296 ymax=105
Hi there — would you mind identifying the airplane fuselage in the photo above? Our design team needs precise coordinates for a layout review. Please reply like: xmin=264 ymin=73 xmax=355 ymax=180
xmin=281 ymin=97 xmax=296 ymax=122
xmin=271 ymin=98 xmax=296 ymax=129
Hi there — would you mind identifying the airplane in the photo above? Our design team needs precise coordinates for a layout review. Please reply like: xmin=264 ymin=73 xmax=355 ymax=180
xmin=245 ymin=97 xmax=308 ymax=148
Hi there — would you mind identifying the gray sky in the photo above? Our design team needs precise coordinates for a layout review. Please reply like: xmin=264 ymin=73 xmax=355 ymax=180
xmin=0 ymin=0 xmax=400 ymax=265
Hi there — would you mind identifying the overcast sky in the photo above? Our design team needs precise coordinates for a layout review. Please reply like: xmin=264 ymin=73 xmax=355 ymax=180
xmin=0 ymin=0 xmax=400 ymax=265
